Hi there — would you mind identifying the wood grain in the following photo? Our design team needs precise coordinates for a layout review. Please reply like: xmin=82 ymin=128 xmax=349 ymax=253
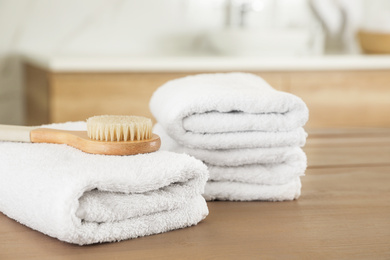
xmin=25 ymin=64 xmax=50 ymax=126
xmin=305 ymin=128 xmax=390 ymax=168
xmin=289 ymin=70 xmax=390 ymax=128
xmin=1 ymin=128 xmax=390 ymax=259
xmin=24 ymin=65 xmax=390 ymax=128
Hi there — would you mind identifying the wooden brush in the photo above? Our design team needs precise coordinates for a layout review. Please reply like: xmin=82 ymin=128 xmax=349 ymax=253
xmin=0 ymin=115 xmax=161 ymax=155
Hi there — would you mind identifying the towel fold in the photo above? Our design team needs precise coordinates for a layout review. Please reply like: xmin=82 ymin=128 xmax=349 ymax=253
xmin=204 ymin=178 xmax=302 ymax=201
xmin=149 ymin=72 xmax=309 ymax=149
xmin=0 ymin=122 xmax=209 ymax=245
xmin=154 ymin=124 xmax=307 ymax=186
xmin=155 ymin=125 xmax=304 ymax=201
xmin=150 ymin=72 xmax=309 ymax=201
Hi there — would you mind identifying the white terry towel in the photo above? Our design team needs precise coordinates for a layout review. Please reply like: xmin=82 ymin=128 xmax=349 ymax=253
xmin=204 ymin=178 xmax=302 ymax=201
xmin=149 ymin=72 xmax=309 ymax=149
xmin=154 ymin=125 xmax=305 ymax=201
xmin=155 ymin=124 xmax=306 ymax=185
xmin=0 ymin=122 xmax=209 ymax=245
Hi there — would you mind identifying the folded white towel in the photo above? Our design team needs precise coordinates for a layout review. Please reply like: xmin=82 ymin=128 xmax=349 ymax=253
xmin=154 ymin=125 xmax=305 ymax=201
xmin=0 ymin=122 xmax=209 ymax=245
xmin=150 ymin=72 xmax=308 ymax=201
xmin=204 ymin=178 xmax=302 ymax=201
xmin=149 ymin=72 xmax=309 ymax=149
xmin=154 ymin=124 xmax=307 ymax=186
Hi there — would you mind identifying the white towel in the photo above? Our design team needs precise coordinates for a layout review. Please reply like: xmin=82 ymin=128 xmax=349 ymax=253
xmin=150 ymin=72 xmax=308 ymax=201
xmin=154 ymin=125 xmax=305 ymax=201
xmin=0 ymin=122 xmax=209 ymax=245
xmin=204 ymin=178 xmax=302 ymax=201
xmin=149 ymin=72 xmax=309 ymax=149
xmin=155 ymin=124 xmax=307 ymax=185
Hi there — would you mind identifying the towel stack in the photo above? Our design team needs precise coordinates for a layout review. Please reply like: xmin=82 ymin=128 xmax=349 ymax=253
xmin=150 ymin=73 xmax=309 ymax=201
xmin=0 ymin=122 xmax=209 ymax=245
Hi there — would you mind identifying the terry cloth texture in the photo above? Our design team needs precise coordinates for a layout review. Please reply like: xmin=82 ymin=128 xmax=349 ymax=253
xmin=0 ymin=122 xmax=209 ymax=245
xmin=150 ymin=72 xmax=309 ymax=201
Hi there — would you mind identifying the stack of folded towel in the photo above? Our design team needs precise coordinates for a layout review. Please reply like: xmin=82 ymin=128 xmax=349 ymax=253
xmin=150 ymin=72 xmax=309 ymax=201
xmin=0 ymin=122 xmax=209 ymax=245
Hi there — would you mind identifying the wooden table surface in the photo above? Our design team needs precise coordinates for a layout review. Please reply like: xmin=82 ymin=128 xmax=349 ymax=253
xmin=1 ymin=128 xmax=389 ymax=259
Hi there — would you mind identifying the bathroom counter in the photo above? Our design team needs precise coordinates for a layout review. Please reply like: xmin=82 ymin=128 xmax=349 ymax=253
xmin=23 ymin=53 xmax=390 ymax=72
xmin=1 ymin=128 xmax=389 ymax=259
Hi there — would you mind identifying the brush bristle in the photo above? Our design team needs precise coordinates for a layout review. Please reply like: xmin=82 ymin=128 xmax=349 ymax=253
xmin=87 ymin=115 xmax=153 ymax=141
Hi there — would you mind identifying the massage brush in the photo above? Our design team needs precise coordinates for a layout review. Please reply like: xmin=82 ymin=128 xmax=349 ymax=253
xmin=0 ymin=115 xmax=161 ymax=155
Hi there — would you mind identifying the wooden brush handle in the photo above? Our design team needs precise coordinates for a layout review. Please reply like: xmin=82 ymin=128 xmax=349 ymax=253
xmin=0 ymin=125 xmax=161 ymax=155
xmin=0 ymin=125 xmax=36 ymax=142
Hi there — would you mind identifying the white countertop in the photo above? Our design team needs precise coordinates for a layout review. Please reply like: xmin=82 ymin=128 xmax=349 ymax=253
xmin=23 ymin=53 xmax=390 ymax=72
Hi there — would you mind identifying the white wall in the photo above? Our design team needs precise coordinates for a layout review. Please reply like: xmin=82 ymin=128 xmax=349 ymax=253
xmin=0 ymin=0 xmax=224 ymax=125
xmin=0 ymin=0 xmax=375 ymax=125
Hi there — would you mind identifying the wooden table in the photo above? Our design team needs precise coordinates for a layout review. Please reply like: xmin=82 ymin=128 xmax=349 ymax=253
xmin=1 ymin=128 xmax=389 ymax=259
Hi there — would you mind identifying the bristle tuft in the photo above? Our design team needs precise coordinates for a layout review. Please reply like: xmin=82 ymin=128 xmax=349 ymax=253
xmin=86 ymin=115 xmax=153 ymax=142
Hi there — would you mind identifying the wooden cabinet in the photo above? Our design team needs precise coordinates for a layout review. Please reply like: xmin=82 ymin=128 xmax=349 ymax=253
xmin=289 ymin=71 xmax=390 ymax=128
xmin=25 ymin=63 xmax=390 ymax=128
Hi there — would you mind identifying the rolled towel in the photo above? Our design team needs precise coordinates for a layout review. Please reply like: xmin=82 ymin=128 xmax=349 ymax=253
xmin=0 ymin=122 xmax=209 ymax=245
xmin=149 ymin=72 xmax=309 ymax=149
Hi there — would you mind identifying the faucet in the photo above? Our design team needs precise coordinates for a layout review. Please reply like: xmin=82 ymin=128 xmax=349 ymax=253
xmin=225 ymin=0 xmax=266 ymax=28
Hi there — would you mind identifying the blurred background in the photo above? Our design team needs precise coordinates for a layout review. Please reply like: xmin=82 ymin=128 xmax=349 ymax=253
xmin=1 ymin=0 xmax=390 ymax=128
